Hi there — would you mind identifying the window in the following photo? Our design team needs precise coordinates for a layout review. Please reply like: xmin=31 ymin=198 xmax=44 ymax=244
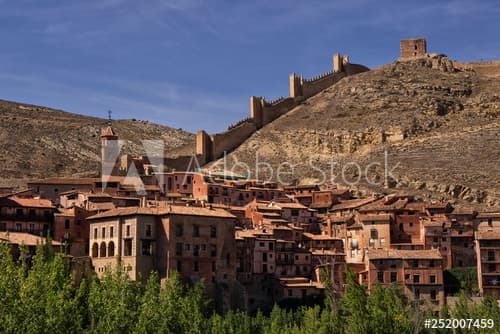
xmin=488 ymin=251 xmax=495 ymax=261
xmin=65 ymin=219 xmax=70 ymax=229
xmin=210 ymin=225 xmax=217 ymax=238
xmin=16 ymin=224 xmax=22 ymax=232
xmin=94 ymin=228 xmax=98 ymax=239
xmin=390 ymin=272 xmax=397 ymax=282
xmin=175 ymin=224 xmax=183 ymax=237
xmin=430 ymin=290 xmax=436 ymax=300
xmin=145 ymin=224 xmax=152 ymax=237
xmin=488 ymin=218 xmax=493 ymax=226
xmin=413 ymin=274 xmax=420 ymax=283
xmin=185 ymin=243 xmax=190 ymax=251
xmin=269 ymin=242 xmax=274 ymax=251
xmin=288 ymin=289 xmax=292 ymax=297
xmin=142 ymin=240 xmax=153 ymax=256
xmin=102 ymin=227 xmax=106 ymax=238
xmin=263 ymin=264 xmax=267 ymax=273
xmin=429 ymin=259 xmax=435 ymax=267
xmin=380 ymin=238 xmax=386 ymax=247
xmin=29 ymin=209 xmax=35 ymax=217
xmin=92 ymin=243 xmax=98 ymax=257
xmin=412 ymin=260 xmax=419 ymax=268
xmin=259 ymin=242 xmax=265 ymax=247
xmin=291 ymin=209 xmax=299 ymax=217
xmin=369 ymin=239 xmax=375 ymax=248
xmin=110 ymin=226 xmax=114 ymax=238
xmin=0 ymin=223 xmax=5 ymax=231
xmin=263 ymin=253 xmax=267 ymax=262
xmin=100 ymin=242 xmax=106 ymax=257
xmin=108 ymin=241 xmax=115 ymax=257
xmin=210 ymin=244 xmax=216 ymax=257
xmin=415 ymin=289 xmax=420 ymax=299
xmin=430 ymin=274 xmax=436 ymax=284
xmin=370 ymin=229 xmax=378 ymax=239
xmin=194 ymin=261 xmax=199 ymax=272
xmin=176 ymin=243 xmax=183 ymax=256
xmin=124 ymin=239 xmax=132 ymax=256
xmin=192 ymin=224 xmax=199 ymax=237
xmin=16 ymin=208 xmax=23 ymax=216
xmin=212 ymin=261 xmax=216 ymax=272
xmin=226 ymin=253 xmax=230 ymax=266
xmin=399 ymin=224 xmax=404 ymax=232
xmin=488 ymin=264 xmax=496 ymax=272
xmin=405 ymin=274 xmax=410 ymax=280
xmin=126 ymin=225 xmax=131 ymax=237
xmin=193 ymin=245 xmax=199 ymax=257
xmin=377 ymin=271 xmax=384 ymax=283
xmin=177 ymin=260 xmax=182 ymax=272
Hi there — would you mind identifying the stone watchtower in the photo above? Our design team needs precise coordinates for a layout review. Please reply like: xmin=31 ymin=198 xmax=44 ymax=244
xmin=400 ymin=38 xmax=427 ymax=58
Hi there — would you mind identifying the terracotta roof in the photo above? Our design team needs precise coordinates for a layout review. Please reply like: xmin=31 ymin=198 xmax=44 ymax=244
xmin=367 ymin=249 xmax=442 ymax=260
xmin=101 ymin=126 xmax=117 ymax=137
xmin=330 ymin=215 xmax=353 ymax=223
xmin=359 ymin=198 xmax=408 ymax=212
xmin=0 ymin=196 xmax=55 ymax=209
xmin=476 ymin=230 xmax=500 ymax=240
xmin=28 ymin=177 xmax=98 ymax=185
xmin=330 ymin=197 xmax=377 ymax=211
xmin=303 ymin=232 xmax=341 ymax=241
xmin=450 ymin=207 xmax=475 ymax=215
xmin=275 ymin=202 xmax=309 ymax=209
xmin=358 ymin=214 xmax=392 ymax=222
xmin=0 ymin=232 xmax=61 ymax=246
xmin=87 ymin=205 xmax=236 ymax=220
xmin=476 ymin=212 xmax=500 ymax=219
xmin=284 ymin=185 xmax=320 ymax=190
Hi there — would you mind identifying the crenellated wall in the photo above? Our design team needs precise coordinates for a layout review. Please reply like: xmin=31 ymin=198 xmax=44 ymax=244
xmin=195 ymin=51 xmax=369 ymax=164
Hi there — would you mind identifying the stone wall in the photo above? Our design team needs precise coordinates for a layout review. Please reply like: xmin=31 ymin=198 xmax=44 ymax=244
xmin=195 ymin=52 xmax=370 ymax=164
xmin=400 ymin=38 xmax=427 ymax=59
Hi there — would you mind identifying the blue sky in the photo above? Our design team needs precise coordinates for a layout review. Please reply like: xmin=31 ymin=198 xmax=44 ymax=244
xmin=0 ymin=0 xmax=498 ymax=133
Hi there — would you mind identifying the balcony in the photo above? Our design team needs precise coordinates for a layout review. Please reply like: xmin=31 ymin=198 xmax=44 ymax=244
xmin=276 ymin=258 xmax=294 ymax=265
xmin=0 ymin=214 xmax=53 ymax=223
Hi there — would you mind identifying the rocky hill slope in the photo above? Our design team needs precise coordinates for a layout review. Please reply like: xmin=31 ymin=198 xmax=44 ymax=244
xmin=213 ymin=57 xmax=500 ymax=210
xmin=0 ymin=100 xmax=195 ymax=186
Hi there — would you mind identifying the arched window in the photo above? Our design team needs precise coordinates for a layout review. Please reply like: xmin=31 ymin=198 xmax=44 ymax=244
xmin=100 ymin=242 xmax=107 ymax=257
xmin=108 ymin=241 xmax=115 ymax=257
xmin=92 ymin=243 xmax=99 ymax=258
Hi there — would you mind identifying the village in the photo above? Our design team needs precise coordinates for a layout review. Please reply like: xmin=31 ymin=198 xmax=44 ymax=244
xmin=1 ymin=115 xmax=499 ymax=313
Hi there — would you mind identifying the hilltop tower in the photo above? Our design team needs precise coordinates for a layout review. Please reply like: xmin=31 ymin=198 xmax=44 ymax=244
xmin=400 ymin=38 xmax=427 ymax=58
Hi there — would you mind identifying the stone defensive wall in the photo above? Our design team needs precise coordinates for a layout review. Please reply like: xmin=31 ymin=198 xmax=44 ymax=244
xmin=195 ymin=52 xmax=370 ymax=164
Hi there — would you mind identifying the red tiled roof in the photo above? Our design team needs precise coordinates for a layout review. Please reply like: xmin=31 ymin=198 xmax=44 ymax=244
xmin=367 ymin=249 xmax=442 ymax=260
xmin=101 ymin=126 xmax=117 ymax=137
xmin=0 ymin=232 xmax=61 ymax=246
xmin=330 ymin=197 xmax=378 ymax=211
xmin=476 ymin=212 xmax=500 ymax=219
xmin=87 ymin=205 xmax=236 ymax=220
xmin=358 ymin=214 xmax=392 ymax=222
xmin=303 ymin=232 xmax=341 ymax=241
xmin=0 ymin=196 xmax=55 ymax=209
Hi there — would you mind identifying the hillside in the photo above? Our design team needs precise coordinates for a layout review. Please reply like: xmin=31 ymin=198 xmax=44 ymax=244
xmin=0 ymin=100 xmax=195 ymax=186
xmin=213 ymin=57 xmax=500 ymax=210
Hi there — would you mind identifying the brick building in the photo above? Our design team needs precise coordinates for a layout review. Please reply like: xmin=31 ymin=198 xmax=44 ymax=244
xmin=364 ymin=249 xmax=444 ymax=309
xmin=87 ymin=205 xmax=238 ymax=311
